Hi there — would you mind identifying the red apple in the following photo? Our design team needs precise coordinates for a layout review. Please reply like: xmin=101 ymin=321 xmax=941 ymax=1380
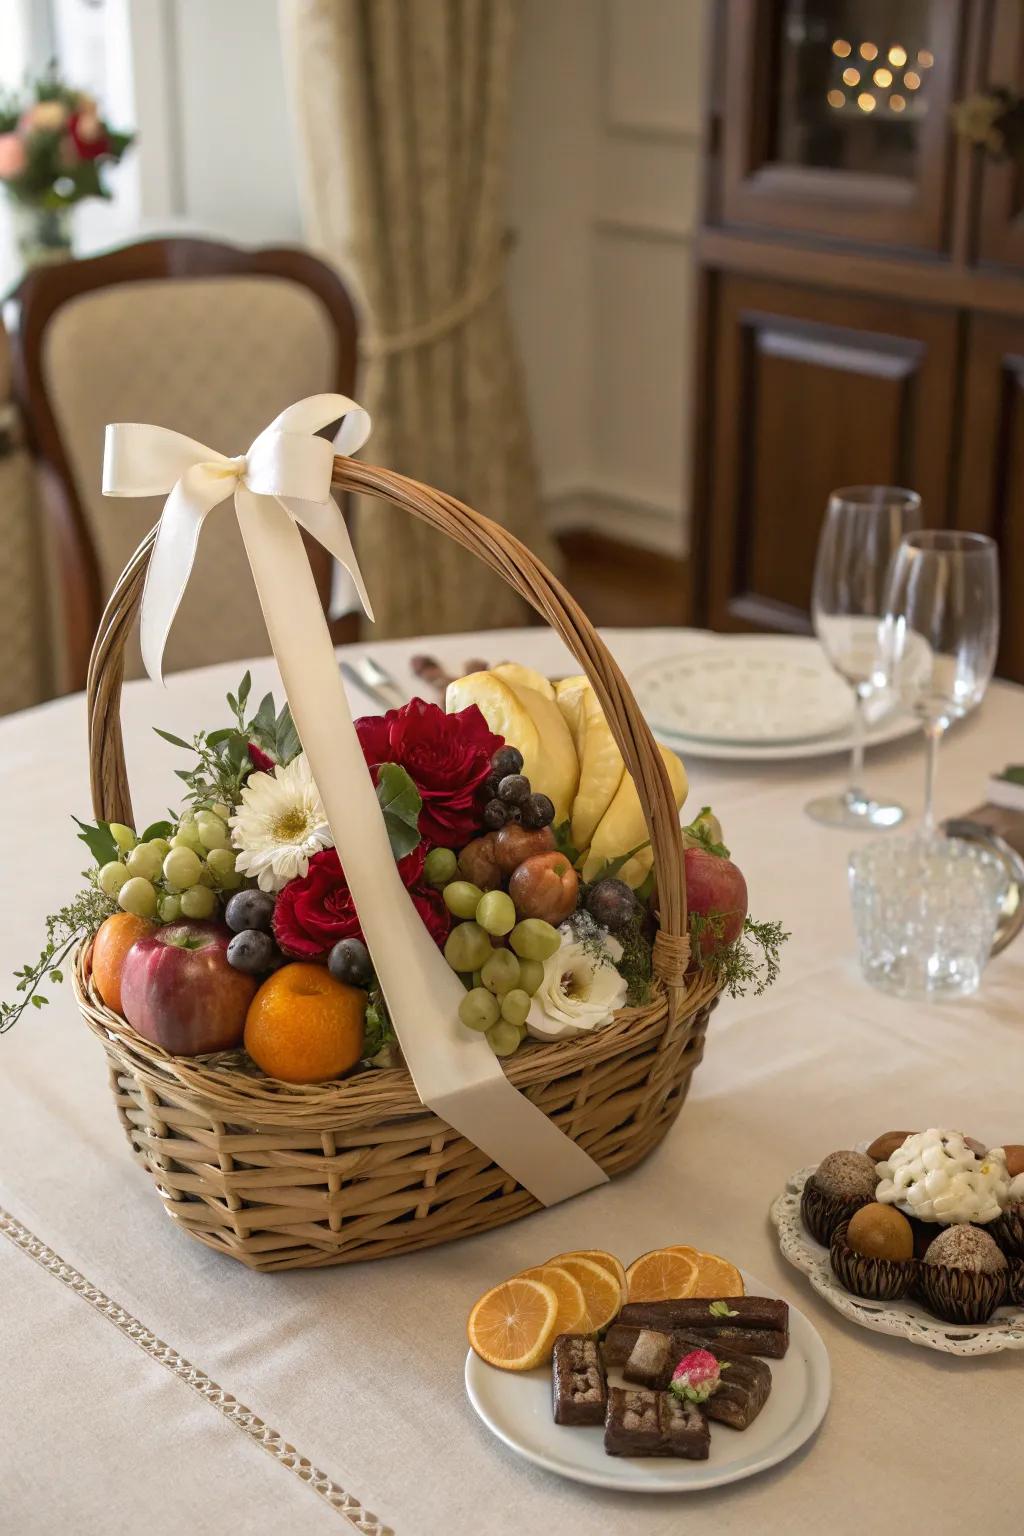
xmin=120 ymin=920 xmax=257 ymax=1055
xmin=685 ymin=848 xmax=748 ymax=955
xmin=508 ymin=851 xmax=579 ymax=924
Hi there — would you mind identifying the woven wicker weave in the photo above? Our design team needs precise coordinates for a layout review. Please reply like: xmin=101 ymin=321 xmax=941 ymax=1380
xmin=75 ymin=457 xmax=720 ymax=1270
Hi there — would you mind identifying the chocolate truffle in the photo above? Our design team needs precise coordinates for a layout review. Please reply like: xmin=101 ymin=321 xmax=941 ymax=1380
xmin=815 ymin=1150 xmax=878 ymax=1201
xmin=924 ymin=1225 xmax=1007 ymax=1274
xmin=990 ymin=1201 xmax=1024 ymax=1260
xmin=830 ymin=1218 xmax=916 ymax=1303
xmin=847 ymin=1202 xmax=914 ymax=1261
xmin=866 ymin=1130 xmax=916 ymax=1163
xmin=919 ymin=1224 xmax=1008 ymax=1325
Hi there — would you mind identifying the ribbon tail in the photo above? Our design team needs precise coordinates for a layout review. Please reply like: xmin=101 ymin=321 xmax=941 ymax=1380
xmin=233 ymin=486 xmax=607 ymax=1206
xmin=279 ymin=495 xmax=375 ymax=624
xmin=139 ymin=469 xmax=231 ymax=684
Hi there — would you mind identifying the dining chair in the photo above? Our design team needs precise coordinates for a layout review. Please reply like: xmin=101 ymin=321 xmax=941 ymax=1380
xmin=7 ymin=237 xmax=359 ymax=692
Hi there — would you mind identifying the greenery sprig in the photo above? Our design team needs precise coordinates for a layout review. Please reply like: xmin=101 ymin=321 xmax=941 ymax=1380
xmin=154 ymin=672 xmax=302 ymax=812
xmin=0 ymin=882 xmax=116 ymax=1033
xmin=690 ymin=913 xmax=789 ymax=998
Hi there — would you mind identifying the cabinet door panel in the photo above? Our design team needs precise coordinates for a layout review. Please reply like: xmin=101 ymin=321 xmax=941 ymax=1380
xmin=719 ymin=0 xmax=964 ymax=252
xmin=956 ymin=315 xmax=1024 ymax=681
xmin=700 ymin=275 xmax=957 ymax=633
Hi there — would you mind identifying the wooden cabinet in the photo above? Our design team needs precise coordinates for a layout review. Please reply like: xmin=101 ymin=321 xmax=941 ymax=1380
xmin=693 ymin=0 xmax=1024 ymax=679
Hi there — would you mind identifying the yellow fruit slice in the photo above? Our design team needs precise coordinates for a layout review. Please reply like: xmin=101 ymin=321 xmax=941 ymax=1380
xmin=625 ymin=1248 xmax=699 ymax=1303
xmin=571 ymin=688 xmax=626 ymax=852
xmin=500 ymin=678 xmax=579 ymax=824
xmin=493 ymin=662 xmax=556 ymax=701
xmin=519 ymin=1264 xmax=589 ymax=1333
xmin=663 ymin=1245 xmax=700 ymax=1265
xmin=467 ymin=1277 xmax=560 ymax=1370
xmin=554 ymin=676 xmax=590 ymax=754
xmin=547 ymin=1255 xmax=622 ymax=1333
xmin=548 ymin=1248 xmax=627 ymax=1308
xmin=446 ymin=672 xmax=540 ymax=780
xmin=582 ymin=744 xmax=688 ymax=888
xmin=690 ymin=1252 xmax=745 ymax=1299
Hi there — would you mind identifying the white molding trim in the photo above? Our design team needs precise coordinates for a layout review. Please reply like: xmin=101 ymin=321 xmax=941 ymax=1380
xmin=546 ymin=484 xmax=687 ymax=558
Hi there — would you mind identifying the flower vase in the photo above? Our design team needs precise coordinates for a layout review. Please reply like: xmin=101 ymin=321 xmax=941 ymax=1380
xmin=10 ymin=200 xmax=74 ymax=269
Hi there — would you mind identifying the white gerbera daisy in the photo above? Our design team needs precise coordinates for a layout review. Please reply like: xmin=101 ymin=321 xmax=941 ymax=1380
xmin=230 ymin=753 xmax=333 ymax=892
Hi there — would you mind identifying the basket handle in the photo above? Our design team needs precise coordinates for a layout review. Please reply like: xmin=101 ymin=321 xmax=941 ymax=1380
xmin=86 ymin=460 xmax=690 ymax=989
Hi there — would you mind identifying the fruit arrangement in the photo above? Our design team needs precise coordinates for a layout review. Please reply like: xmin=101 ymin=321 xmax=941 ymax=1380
xmin=2 ymin=663 xmax=786 ymax=1085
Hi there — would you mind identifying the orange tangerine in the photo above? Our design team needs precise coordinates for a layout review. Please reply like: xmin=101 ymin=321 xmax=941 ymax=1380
xmin=244 ymin=963 xmax=366 ymax=1083
xmin=690 ymin=1252 xmax=745 ymax=1298
xmin=519 ymin=1264 xmax=589 ymax=1333
xmin=625 ymin=1248 xmax=699 ymax=1303
xmin=547 ymin=1255 xmax=622 ymax=1333
xmin=467 ymin=1277 xmax=559 ymax=1370
xmin=91 ymin=912 xmax=158 ymax=1015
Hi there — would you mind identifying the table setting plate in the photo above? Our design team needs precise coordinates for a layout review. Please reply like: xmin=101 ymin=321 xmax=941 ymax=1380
xmin=464 ymin=1267 xmax=831 ymax=1492
xmin=629 ymin=637 xmax=918 ymax=762
xmin=770 ymin=1167 xmax=1024 ymax=1357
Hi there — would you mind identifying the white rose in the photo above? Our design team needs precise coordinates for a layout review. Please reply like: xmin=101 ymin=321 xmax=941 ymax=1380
xmin=527 ymin=925 xmax=627 ymax=1041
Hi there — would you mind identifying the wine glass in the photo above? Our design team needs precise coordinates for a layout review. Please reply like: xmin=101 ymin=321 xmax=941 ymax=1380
xmin=880 ymin=531 xmax=1000 ymax=836
xmin=805 ymin=486 xmax=922 ymax=829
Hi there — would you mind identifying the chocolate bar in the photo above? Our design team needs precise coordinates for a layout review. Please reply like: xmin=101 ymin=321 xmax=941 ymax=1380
xmin=618 ymin=1296 xmax=788 ymax=1331
xmin=603 ymin=1387 xmax=710 ymax=1460
xmin=606 ymin=1318 xmax=787 ymax=1365
xmin=702 ymin=1354 xmax=772 ymax=1431
xmin=551 ymin=1333 xmax=607 ymax=1426
xmin=622 ymin=1329 xmax=675 ymax=1390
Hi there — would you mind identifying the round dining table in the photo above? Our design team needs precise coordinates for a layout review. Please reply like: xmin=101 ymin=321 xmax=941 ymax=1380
xmin=1 ymin=627 xmax=1022 ymax=1536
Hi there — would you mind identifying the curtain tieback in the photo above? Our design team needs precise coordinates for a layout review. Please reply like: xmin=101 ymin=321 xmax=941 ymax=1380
xmin=360 ymin=239 xmax=512 ymax=361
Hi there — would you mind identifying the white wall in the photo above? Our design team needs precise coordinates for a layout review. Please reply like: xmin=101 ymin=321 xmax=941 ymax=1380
xmin=507 ymin=0 xmax=709 ymax=557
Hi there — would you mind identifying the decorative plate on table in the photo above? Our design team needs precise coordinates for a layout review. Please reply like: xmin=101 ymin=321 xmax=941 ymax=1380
xmin=464 ymin=1268 xmax=831 ymax=1492
xmin=631 ymin=643 xmax=856 ymax=746
xmin=771 ymin=1167 xmax=1024 ymax=1357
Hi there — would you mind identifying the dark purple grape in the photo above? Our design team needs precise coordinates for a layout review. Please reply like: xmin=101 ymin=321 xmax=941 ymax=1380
xmin=491 ymin=745 xmax=524 ymax=779
xmin=483 ymin=798 xmax=508 ymax=830
xmin=498 ymin=773 xmax=530 ymax=805
xmin=483 ymin=775 xmax=501 ymax=800
xmin=225 ymin=889 xmax=276 ymax=934
xmin=328 ymin=937 xmax=373 ymax=987
xmin=521 ymin=792 xmax=555 ymax=829
xmin=503 ymin=804 xmax=523 ymax=824
xmin=227 ymin=929 xmax=276 ymax=973
xmin=583 ymin=878 xmax=637 ymax=933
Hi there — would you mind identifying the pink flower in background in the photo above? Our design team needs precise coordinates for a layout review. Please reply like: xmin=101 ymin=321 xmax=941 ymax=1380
xmin=0 ymin=134 xmax=26 ymax=180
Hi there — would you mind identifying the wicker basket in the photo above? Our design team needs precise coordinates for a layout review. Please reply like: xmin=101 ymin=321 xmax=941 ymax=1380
xmin=74 ymin=456 xmax=720 ymax=1271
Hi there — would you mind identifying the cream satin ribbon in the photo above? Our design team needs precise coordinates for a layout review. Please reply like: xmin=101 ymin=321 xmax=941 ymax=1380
xmin=102 ymin=394 xmax=607 ymax=1206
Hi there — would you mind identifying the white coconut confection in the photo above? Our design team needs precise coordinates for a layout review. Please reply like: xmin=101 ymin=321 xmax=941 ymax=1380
xmin=875 ymin=1128 xmax=1011 ymax=1225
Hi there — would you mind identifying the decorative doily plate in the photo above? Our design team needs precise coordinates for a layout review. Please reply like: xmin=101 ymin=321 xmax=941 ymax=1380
xmin=771 ymin=1167 xmax=1024 ymax=1357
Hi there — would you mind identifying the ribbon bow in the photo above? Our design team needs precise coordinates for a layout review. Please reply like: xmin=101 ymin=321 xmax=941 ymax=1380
xmin=103 ymin=394 xmax=374 ymax=683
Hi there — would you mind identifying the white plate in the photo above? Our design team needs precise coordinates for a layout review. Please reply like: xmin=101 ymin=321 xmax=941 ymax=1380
xmin=464 ymin=1268 xmax=831 ymax=1492
xmin=770 ymin=1167 xmax=1024 ymax=1357
xmin=652 ymin=706 xmax=919 ymax=764
xmin=632 ymin=645 xmax=856 ymax=745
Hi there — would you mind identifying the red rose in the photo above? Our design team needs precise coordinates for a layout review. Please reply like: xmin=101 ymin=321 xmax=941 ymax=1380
xmin=356 ymin=698 xmax=503 ymax=847
xmin=68 ymin=110 xmax=110 ymax=160
xmin=273 ymin=842 xmax=450 ymax=958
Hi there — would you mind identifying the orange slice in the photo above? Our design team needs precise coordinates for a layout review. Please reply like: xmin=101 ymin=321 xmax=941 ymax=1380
xmin=467 ymin=1277 xmax=560 ymax=1370
xmin=663 ymin=1245 xmax=700 ymax=1265
xmin=547 ymin=1255 xmax=622 ymax=1333
xmin=548 ymin=1249 xmax=627 ymax=1306
xmin=625 ymin=1247 xmax=699 ymax=1302
xmin=689 ymin=1252 xmax=745 ymax=1299
xmin=519 ymin=1264 xmax=589 ymax=1333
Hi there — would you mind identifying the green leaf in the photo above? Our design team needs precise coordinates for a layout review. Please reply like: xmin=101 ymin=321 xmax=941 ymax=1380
xmin=376 ymin=763 xmax=422 ymax=861
xmin=273 ymin=701 xmax=302 ymax=765
xmin=635 ymin=867 xmax=656 ymax=904
xmin=682 ymin=807 xmax=730 ymax=859
xmin=205 ymin=727 xmax=236 ymax=749
xmin=140 ymin=820 xmax=173 ymax=842
xmin=252 ymin=691 xmax=277 ymax=738
xmin=709 ymin=1300 xmax=739 ymax=1318
xmin=72 ymin=816 xmax=118 ymax=866
xmin=998 ymin=765 xmax=1024 ymax=786
xmin=586 ymin=840 xmax=650 ymax=884
xmin=238 ymin=671 xmax=251 ymax=711
xmin=153 ymin=727 xmax=191 ymax=749
xmin=551 ymin=820 xmax=580 ymax=865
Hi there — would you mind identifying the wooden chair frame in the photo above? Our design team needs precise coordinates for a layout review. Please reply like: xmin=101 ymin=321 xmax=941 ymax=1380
xmin=7 ymin=237 xmax=359 ymax=691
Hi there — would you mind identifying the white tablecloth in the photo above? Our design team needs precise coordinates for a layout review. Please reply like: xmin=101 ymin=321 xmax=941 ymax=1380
xmin=1 ymin=628 xmax=1022 ymax=1536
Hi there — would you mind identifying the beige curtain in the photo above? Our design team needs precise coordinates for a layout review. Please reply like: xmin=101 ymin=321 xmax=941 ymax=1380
xmin=279 ymin=0 xmax=557 ymax=637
